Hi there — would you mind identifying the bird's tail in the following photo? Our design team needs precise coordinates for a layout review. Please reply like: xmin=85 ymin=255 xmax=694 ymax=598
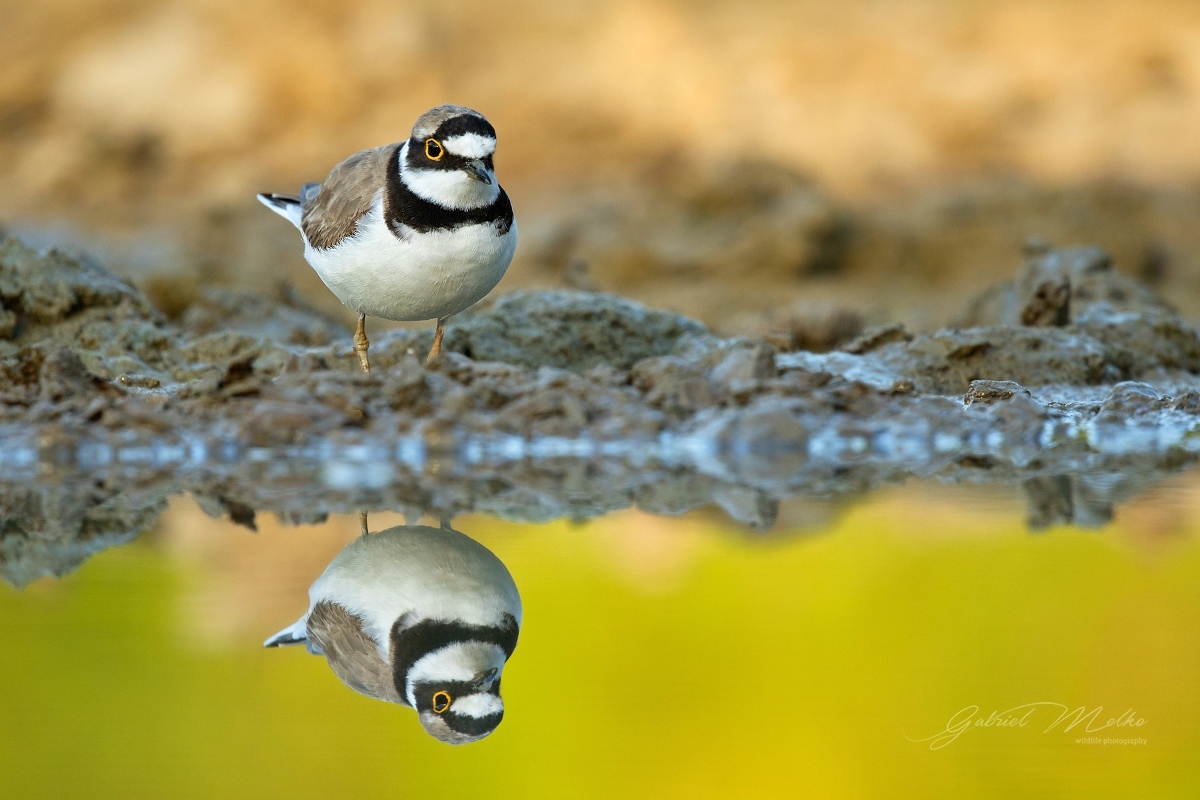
xmin=257 ymin=192 xmax=304 ymax=230
xmin=264 ymin=617 xmax=309 ymax=648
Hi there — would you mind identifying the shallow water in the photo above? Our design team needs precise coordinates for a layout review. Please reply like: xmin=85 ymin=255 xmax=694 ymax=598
xmin=1 ymin=445 xmax=1198 ymax=798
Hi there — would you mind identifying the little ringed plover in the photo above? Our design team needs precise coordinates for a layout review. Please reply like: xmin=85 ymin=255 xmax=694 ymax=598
xmin=265 ymin=523 xmax=522 ymax=744
xmin=258 ymin=105 xmax=516 ymax=369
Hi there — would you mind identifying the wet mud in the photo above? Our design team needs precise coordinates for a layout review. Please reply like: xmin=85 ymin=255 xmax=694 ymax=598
xmin=4 ymin=233 xmax=1200 ymax=584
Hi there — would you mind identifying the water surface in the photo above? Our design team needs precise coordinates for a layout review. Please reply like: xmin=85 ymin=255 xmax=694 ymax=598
xmin=2 ymin=471 xmax=1197 ymax=798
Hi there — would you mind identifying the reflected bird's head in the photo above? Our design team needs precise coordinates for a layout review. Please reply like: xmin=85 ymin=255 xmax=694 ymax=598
xmin=401 ymin=104 xmax=500 ymax=211
xmin=392 ymin=613 xmax=520 ymax=745
xmin=412 ymin=665 xmax=505 ymax=745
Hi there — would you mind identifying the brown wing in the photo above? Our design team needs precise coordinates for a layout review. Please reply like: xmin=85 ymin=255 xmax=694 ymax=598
xmin=306 ymin=600 xmax=404 ymax=705
xmin=301 ymin=144 xmax=398 ymax=251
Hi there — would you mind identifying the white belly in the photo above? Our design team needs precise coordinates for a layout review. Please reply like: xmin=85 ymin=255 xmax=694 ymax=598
xmin=303 ymin=194 xmax=517 ymax=321
xmin=307 ymin=525 xmax=523 ymax=652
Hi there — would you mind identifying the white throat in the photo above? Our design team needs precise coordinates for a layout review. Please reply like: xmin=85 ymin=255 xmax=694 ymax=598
xmin=398 ymin=142 xmax=499 ymax=210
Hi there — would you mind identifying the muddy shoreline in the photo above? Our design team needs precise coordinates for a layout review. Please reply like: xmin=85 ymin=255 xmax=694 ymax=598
xmin=5 ymin=232 xmax=1200 ymax=584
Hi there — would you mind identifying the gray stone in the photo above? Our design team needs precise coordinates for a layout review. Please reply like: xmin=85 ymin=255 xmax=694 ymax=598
xmin=964 ymin=380 xmax=1033 ymax=406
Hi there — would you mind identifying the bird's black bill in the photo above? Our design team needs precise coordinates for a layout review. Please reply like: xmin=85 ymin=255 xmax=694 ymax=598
xmin=463 ymin=159 xmax=493 ymax=184
xmin=470 ymin=667 xmax=499 ymax=691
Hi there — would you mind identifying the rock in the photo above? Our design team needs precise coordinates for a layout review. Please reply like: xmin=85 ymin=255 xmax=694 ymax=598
xmin=0 ymin=308 xmax=16 ymax=339
xmin=695 ymin=398 xmax=810 ymax=483
xmin=841 ymin=323 xmax=912 ymax=354
xmin=1064 ymin=247 xmax=1167 ymax=318
xmin=1170 ymin=389 xmax=1200 ymax=413
xmin=180 ymin=286 xmax=344 ymax=347
xmin=775 ymin=350 xmax=909 ymax=393
xmin=630 ymin=356 xmax=717 ymax=418
xmin=0 ymin=237 xmax=174 ymax=394
xmin=1020 ymin=474 xmax=1114 ymax=531
xmin=0 ymin=340 xmax=117 ymax=411
xmin=962 ymin=243 xmax=1173 ymax=328
xmin=1097 ymin=381 xmax=1165 ymax=419
xmin=709 ymin=340 xmax=777 ymax=392
xmin=441 ymin=290 xmax=709 ymax=371
xmin=873 ymin=326 xmax=1108 ymax=394
xmin=0 ymin=481 xmax=166 ymax=587
xmin=964 ymin=385 xmax=1048 ymax=467
xmin=1074 ymin=305 xmax=1200 ymax=379
xmin=1017 ymin=245 xmax=1072 ymax=326
xmin=34 ymin=341 xmax=106 ymax=403
xmin=711 ymin=485 xmax=779 ymax=531
xmin=1020 ymin=475 xmax=1076 ymax=530
xmin=964 ymin=380 xmax=1032 ymax=406
xmin=490 ymin=369 xmax=592 ymax=437
xmin=0 ymin=237 xmax=145 ymax=326
xmin=193 ymin=492 xmax=257 ymax=530
xmin=767 ymin=302 xmax=865 ymax=353
xmin=634 ymin=472 xmax=717 ymax=516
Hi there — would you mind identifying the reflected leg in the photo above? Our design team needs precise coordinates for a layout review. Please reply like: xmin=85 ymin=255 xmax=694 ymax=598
xmin=426 ymin=317 xmax=446 ymax=364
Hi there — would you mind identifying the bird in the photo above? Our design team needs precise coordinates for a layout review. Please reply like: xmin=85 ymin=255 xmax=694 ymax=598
xmin=257 ymin=105 xmax=516 ymax=370
xmin=264 ymin=523 xmax=522 ymax=745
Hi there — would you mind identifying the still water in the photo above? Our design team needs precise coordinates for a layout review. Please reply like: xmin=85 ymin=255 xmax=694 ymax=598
xmin=1 ymin=471 xmax=1198 ymax=797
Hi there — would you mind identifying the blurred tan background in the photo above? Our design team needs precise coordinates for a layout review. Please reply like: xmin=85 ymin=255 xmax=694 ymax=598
xmin=6 ymin=0 xmax=1200 ymax=336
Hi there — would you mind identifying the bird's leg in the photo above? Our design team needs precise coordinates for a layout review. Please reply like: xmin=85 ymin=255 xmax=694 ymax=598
xmin=426 ymin=317 xmax=446 ymax=364
xmin=440 ymin=516 xmax=452 ymax=531
xmin=353 ymin=313 xmax=370 ymax=372
xmin=359 ymin=510 xmax=369 ymax=538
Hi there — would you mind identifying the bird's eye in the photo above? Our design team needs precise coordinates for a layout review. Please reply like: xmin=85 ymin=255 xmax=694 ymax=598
xmin=425 ymin=139 xmax=444 ymax=161
xmin=432 ymin=691 xmax=452 ymax=713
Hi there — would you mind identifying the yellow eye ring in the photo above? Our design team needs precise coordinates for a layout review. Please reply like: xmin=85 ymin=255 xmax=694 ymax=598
xmin=425 ymin=138 xmax=444 ymax=161
xmin=432 ymin=691 xmax=452 ymax=713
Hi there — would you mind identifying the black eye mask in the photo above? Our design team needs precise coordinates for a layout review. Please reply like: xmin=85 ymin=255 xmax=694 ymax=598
xmin=390 ymin=614 xmax=520 ymax=706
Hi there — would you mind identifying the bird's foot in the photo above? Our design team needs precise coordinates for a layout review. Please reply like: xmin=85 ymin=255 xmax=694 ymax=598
xmin=354 ymin=313 xmax=370 ymax=372
xmin=359 ymin=510 xmax=369 ymax=538
xmin=426 ymin=318 xmax=446 ymax=365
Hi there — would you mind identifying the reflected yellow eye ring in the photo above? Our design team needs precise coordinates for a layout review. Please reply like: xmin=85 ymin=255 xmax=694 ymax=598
xmin=432 ymin=691 xmax=452 ymax=713
xmin=425 ymin=138 xmax=444 ymax=161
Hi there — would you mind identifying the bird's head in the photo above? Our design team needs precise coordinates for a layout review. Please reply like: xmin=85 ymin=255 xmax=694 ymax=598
xmin=402 ymin=104 xmax=500 ymax=210
xmin=412 ymin=667 xmax=505 ymax=745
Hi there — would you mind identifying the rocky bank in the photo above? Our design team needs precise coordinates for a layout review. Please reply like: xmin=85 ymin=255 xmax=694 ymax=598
xmin=4 ymin=233 xmax=1200 ymax=584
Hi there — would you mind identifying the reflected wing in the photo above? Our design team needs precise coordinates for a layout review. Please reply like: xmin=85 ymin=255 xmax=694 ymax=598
xmin=306 ymin=601 xmax=404 ymax=705
xmin=300 ymin=144 xmax=397 ymax=251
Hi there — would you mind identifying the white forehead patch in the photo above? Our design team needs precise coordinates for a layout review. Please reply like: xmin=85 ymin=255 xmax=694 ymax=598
xmin=442 ymin=133 xmax=495 ymax=159
xmin=452 ymin=692 xmax=504 ymax=719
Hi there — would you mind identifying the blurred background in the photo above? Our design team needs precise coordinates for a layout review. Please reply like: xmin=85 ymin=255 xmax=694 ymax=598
xmin=7 ymin=0 xmax=1200 ymax=337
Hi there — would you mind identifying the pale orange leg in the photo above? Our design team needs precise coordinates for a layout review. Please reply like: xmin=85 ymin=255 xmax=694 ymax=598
xmin=354 ymin=313 xmax=370 ymax=372
xmin=426 ymin=317 xmax=446 ymax=364
xmin=359 ymin=510 xmax=369 ymax=537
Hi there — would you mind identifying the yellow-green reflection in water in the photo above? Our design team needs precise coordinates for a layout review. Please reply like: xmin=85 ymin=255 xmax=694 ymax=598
xmin=1 ymin=487 xmax=1198 ymax=798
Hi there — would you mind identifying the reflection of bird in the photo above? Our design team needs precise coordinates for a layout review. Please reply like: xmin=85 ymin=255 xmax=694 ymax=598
xmin=265 ymin=525 xmax=521 ymax=745
xmin=257 ymin=105 xmax=516 ymax=370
